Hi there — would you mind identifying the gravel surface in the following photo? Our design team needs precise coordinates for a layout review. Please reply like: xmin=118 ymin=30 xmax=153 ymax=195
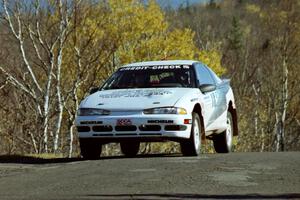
xmin=0 ymin=152 xmax=299 ymax=200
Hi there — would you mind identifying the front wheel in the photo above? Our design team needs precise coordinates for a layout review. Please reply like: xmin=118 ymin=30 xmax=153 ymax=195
xmin=180 ymin=112 xmax=201 ymax=156
xmin=79 ymin=139 xmax=102 ymax=159
xmin=120 ymin=142 xmax=140 ymax=157
xmin=213 ymin=111 xmax=233 ymax=153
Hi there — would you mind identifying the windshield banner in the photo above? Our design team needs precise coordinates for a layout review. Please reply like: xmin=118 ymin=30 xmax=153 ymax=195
xmin=120 ymin=65 xmax=190 ymax=71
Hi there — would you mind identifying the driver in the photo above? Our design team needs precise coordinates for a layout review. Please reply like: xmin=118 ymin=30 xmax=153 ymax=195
xmin=175 ymin=71 xmax=190 ymax=87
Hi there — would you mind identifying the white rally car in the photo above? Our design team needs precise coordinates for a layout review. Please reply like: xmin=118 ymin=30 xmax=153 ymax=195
xmin=76 ymin=60 xmax=238 ymax=159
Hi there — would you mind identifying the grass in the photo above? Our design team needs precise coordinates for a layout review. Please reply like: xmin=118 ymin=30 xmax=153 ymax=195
xmin=26 ymin=153 xmax=65 ymax=159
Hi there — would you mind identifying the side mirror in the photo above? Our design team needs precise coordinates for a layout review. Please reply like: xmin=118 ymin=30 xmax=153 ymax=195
xmin=199 ymin=84 xmax=216 ymax=93
xmin=220 ymin=75 xmax=231 ymax=83
xmin=89 ymin=87 xmax=99 ymax=95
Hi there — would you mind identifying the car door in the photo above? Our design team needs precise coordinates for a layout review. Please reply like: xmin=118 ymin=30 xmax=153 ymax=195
xmin=205 ymin=66 xmax=228 ymax=121
xmin=194 ymin=63 xmax=217 ymax=127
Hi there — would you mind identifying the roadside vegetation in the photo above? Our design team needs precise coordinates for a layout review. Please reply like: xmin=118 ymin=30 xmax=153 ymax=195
xmin=0 ymin=0 xmax=299 ymax=157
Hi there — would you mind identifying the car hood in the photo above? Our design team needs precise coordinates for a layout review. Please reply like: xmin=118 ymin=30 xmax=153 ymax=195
xmin=80 ymin=88 xmax=191 ymax=110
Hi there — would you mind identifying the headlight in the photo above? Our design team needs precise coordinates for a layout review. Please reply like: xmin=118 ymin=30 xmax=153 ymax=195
xmin=77 ymin=108 xmax=110 ymax=116
xmin=143 ymin=107 xmax=187 ymax=115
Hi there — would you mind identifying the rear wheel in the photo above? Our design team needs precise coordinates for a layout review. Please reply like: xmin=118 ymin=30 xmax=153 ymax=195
xmin=180 ymin=112 xmax=201 ymax=156
xmin=213 ymin=111 xmax=233 ymax=153
xmin=120 ymin=142 xmax=140 ymax=157
xmin=79 ymin=139 xmax=102 ymax=159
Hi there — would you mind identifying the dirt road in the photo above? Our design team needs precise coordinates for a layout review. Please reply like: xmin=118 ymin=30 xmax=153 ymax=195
xmin=0 ymin=152 xmax=299 ymax=200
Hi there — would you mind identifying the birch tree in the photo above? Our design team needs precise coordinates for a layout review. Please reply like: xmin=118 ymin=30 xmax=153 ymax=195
xmin=0 ymin=0 xmax=75 ymax=153
xmin=262 ymin=1 xmax=300 ymax=152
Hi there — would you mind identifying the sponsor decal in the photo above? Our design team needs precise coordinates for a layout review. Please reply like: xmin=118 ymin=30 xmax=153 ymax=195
xmin=148 ymin=120 xmax=174 ymax=124
xmin=99 ymin=90 xmax=172 ymax=98
xmin=80 ymin=121 xmax=103 ymax=125
xmin=117 ymin=119 xmax=132 ymax=126
xmin=190 ymin=98 xmax=198 ymax=102
xmin=120 ymin=65 xmax=190 ymax=71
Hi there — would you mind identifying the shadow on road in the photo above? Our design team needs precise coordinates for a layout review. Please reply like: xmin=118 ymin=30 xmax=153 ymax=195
xmin=101 ymin=153 xmax=181 ymax=160
xmin=0 ymin=155 xmax=82 ymax=164
xmin=0 ymin=153 xmax=181 ymax=164
xmin=84 ymin=193 xmax=300 ymax=199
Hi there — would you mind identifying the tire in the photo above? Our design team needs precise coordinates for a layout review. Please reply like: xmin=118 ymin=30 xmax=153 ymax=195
xmin=213 ymin=111 xmax=233 ymax=153
xmin=120 ymin=142 xmax=140 ymax=157
xmin=180 ymin=112 xmax=201 ymax=156
xmin=80 ymin=139 xmax=102 ymax=159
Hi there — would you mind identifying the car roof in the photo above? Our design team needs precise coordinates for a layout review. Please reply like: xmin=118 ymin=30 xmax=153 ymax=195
xmin=122 ymin=60 xmax=199 ymax=67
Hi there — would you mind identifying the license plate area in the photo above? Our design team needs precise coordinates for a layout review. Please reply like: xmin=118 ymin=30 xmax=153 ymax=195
xmin=116 ymin=119 xmax=132 ymax=126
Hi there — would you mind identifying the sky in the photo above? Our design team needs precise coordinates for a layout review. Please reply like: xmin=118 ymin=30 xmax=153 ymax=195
xmin=156 ymin=0 xmax=210 ymax=9
xmin=0 ymin=0 xmax=211 ymax=13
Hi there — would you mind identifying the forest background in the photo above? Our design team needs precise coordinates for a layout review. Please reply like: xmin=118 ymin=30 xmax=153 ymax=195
xmin=0 ymin=0 xmax=299 ymax=157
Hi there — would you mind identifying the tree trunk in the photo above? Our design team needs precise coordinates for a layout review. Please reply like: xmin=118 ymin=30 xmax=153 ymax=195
xmin=275 ymin=52 xmax=288 ymax=152
xmin=252 ymin=84 xmax=259 ymax=137
xmin=43 ymin=122 xmax=48 ymax=153
xmin=29 ymin=132 xmax=38 ymax=154
xmin=53 ymin=85 xmax=63 ymax=153
xmin=68 ymin=124 xmax=74 ymax=158
xmin=260 ymin=128 xmax=265 ymax=152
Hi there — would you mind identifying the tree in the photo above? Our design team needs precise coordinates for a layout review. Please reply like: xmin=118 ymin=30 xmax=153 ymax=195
xmin=0 ymin=0 xmax=224 ymax=156
xmin=0 ymin=0 xmax=75 ymax=153
xmin=166 ymin=0 xmax=300 ymax=152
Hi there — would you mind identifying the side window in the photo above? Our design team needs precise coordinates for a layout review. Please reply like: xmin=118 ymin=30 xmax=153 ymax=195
xmin=194 ymin=63 xmax=215 ymax=85
xmin=206 ymin=66 xmax=222 ymax=84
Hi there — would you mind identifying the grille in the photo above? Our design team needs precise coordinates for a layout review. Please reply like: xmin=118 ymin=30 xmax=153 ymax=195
xmin=115 ymin=125 xmax=137 ymax=132
xmin=77 ymin=126 xmax=90 ymax=132
xmin=139 ymin=125 xmax=161 ymax=131
xmin=92 ymin=125 xmax=113 ymax=132
xmin=92 ymin=134 xmax=113 ymax=136
xmin=139 ymin=133 xmax=162 ymax=136
xmin=165 ymin=125 xmax=187 ymax=131
xmin=115 ymin=133 xmax=138 ymax=136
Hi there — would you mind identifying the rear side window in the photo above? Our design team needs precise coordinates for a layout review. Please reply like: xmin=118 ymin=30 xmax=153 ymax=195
xmin=206 ymin=67 xmax=222 ymax=84
xmin=194 ymin=63 xmax=215 ymax=85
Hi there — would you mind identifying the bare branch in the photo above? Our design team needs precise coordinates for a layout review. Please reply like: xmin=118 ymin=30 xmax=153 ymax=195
xmin=2 ymin=0 xmax=19 ymax=39
xmin=16 ymin=135 xmax=32 ymax=146
xmin=33 ymin=0 xmax=50 ymax=53
xmin=28 ymin=26 xmax=49 ymax=70
xmin=0 ymin=80 xmax=7 ymax=90
xmin=3 ymin=0 xmax=43 ymax=93
xmin=296 ymin=119 xmax=300 ymax=127
xmin=0 ymin=66 xmax=36 ymax=99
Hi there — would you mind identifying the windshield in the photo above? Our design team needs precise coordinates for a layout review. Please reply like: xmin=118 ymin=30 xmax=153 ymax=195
xmin=101 ymin=65 xmax=195 ymax=90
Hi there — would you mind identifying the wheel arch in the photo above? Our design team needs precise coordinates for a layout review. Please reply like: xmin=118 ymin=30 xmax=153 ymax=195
xmin=192 ymin=103 xmax=206 ymax=142
xmin=228 ymin=101 xmax=238 ymax=136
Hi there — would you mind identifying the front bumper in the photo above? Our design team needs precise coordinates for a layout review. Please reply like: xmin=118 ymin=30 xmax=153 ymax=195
xmin=76 ymin=112 xmax=192 ymax=142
